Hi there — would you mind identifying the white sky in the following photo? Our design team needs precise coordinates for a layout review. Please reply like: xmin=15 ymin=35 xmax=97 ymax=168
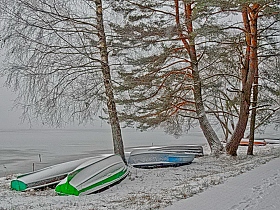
xmin=0 ymin=79 xmax=109 ymax=130
xmin=0 ymin=47 xmax=33 ymax=129
xmin=0 ymin=76 xmax=28 ymax=129
xmin=0 ymin=76 xmax=106 ymax=130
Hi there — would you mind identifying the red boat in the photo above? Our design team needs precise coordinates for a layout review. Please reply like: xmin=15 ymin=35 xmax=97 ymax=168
xmin=239 ymin=138 xmax=267 ymax=146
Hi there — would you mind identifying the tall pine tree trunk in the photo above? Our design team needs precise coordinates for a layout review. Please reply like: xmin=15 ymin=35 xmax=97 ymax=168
xmin=247 ymin=9 xmax=259 ymax=155
xmin=175 ymin=1 xmax=223 ymax=155
xmin=226 ymin=4 xmax=260 ymax=156
xmin=248 ymin=71 xmax=259 ymax=155
xmin=192 ymin=67 xmax=224 ymax=154
xmin=95 ymin=0 xmax=126 ymax=162
xmin=226 ymin=91 xmax=251 ymax=156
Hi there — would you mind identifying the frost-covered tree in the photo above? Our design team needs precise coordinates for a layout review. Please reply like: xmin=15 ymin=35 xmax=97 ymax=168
xmin=108 ymin=0 xmax=279 ymax=156
xmin=109 ymin=0 xmax=225 ymax=155
xmin=0 ymin=0 xmax=126 ymax=162
xmin=225 ymin=1 xmax=280 ymax=156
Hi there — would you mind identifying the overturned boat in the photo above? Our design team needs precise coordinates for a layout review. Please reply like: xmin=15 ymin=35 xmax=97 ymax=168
xmin=128 ymin=145 xmax=197 ymax=168
xmin=55 ymin=154 xmax=128 ymax=196
xmin=11 ymin=157 xmax=94 ymax=191
xmin=152 ymin=145 xmax=204 ymax=157
xmin=239 ymin=138 xmax=267 ymax=146
xmin=264 ymin=138 xmax=280 ymax=144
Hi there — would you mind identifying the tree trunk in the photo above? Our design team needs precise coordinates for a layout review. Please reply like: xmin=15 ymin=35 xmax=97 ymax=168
xmin=226 ymin=4 xmax=260 ymax=156
xmin=193 ymin=68 xmax=224 ymax=154
xmin=226 ymin=93 xmax=250 ymax=156
xmin=95 ymin=0 xmax=126 ymax=163
xmin=247 ymin=8 xmax=259 ymax=155
xmin=182 ymin=2 xmax=223 ymax=155
xmin=248 ymin=74 xmax=258 ymax=155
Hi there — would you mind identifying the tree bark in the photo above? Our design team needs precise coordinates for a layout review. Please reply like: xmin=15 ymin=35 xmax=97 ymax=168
xmin=226 ymin=92 xmax=250 ymax=156
xmin=95 ymin=0 xmax=126 ymax=162
xmin=193 ymin=68 xmax=224 ymax=154
xmin=177 ymin=1 xmax=223 ymax=155
xmin=247 ymin=7 xmax=259 ymax=155
xmin=248 ymin=73 xmax=258 ymax=155
xmin=226 ymin=4 xmax=260 ymax=156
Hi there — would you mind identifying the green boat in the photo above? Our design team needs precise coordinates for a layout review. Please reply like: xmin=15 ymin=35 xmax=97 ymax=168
xmin=55 ymin=154 xmax=128 ymax=196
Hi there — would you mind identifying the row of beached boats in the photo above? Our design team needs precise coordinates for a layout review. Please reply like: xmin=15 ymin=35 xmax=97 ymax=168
xmin=10 ymin=145 xmax=203 ymax=195
xmin=11 ymin=138 xmax=279 ymax=195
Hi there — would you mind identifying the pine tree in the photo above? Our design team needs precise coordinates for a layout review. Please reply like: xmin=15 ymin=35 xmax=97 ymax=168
xmin=225 ymin=1 xmax=280 ymax=156
xmin=110 ymin=0 xmax=225 ymax=154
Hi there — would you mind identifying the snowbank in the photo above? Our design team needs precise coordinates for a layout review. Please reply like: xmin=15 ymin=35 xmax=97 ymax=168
xmin=0 ymin=145 xmax=279 ymax=210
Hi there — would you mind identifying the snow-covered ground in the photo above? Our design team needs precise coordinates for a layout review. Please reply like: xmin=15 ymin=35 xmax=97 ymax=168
xmin=163 ymin=149 xmax=280 ymax=210
xmin=0 ymin=145 xmax=279 ymax=210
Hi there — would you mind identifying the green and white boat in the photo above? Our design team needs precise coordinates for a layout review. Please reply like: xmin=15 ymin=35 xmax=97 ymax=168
xmin=55 ymin=154 xmax=128 ymax=196
xmin=11 ymin=157 xmax=94 ymax=191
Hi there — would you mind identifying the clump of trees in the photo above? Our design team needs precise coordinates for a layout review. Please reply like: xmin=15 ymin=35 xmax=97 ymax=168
xmin=110 ymin=0 xmax=279 ymax=155
xmin=0 ymin=0 xmax=279 ymax=158
xmin=0 ymin=0 xmax=126 ymax=161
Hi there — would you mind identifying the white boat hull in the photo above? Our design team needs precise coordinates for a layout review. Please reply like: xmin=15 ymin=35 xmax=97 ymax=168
xmin=55 ymin=155 xmax=128 ymax=196
xmin=11 ymin=157 xmax=94 ymax=191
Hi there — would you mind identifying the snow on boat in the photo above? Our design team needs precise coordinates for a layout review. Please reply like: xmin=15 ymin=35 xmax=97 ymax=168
xmin=239 ymin=138 xmax=267 ymax=146
xmin=152 ymin=145 xmax=204 ymax=157
xmin=128 ymin=146 xmax=196 ymax=168
xmin=55 ymin=154 xmax=128 ymax=196
xmin=11 ymin=157 xmax=94 ymax=191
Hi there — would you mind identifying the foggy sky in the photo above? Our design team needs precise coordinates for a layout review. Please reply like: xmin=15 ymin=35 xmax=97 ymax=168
xmin=0 ymin=76 xmax=104 ymax=130
xmin=0 ymin=76 xmax=30 ymax=129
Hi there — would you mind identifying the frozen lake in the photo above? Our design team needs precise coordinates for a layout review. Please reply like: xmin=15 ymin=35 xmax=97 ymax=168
xmin=0 ymin=128 xmax=207 ymax=177
xmin=1 ymin=125 xmax=279 ymax=177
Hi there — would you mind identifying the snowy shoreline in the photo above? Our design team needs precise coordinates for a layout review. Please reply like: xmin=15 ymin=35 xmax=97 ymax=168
xmin=0 ymin=145 xmax=279 ymax=210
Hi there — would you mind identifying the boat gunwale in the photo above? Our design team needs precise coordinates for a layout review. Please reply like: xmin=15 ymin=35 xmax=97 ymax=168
xmin=130 ymin=161 xmax=192 ymax=169
xmin=129 ymin=150 xmax=196 ymax=156
xmin=21 ymin=173 xmax=67 ymax=190
xmin=16 ymin=157 xmax=94 ymax=179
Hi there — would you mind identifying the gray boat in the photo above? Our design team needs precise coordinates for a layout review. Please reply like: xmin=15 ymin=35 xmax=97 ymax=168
xmin=152 ymin=145 xmax=204 ymax=157
xmin=128 ymin=145 xmax=198 ymax=168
